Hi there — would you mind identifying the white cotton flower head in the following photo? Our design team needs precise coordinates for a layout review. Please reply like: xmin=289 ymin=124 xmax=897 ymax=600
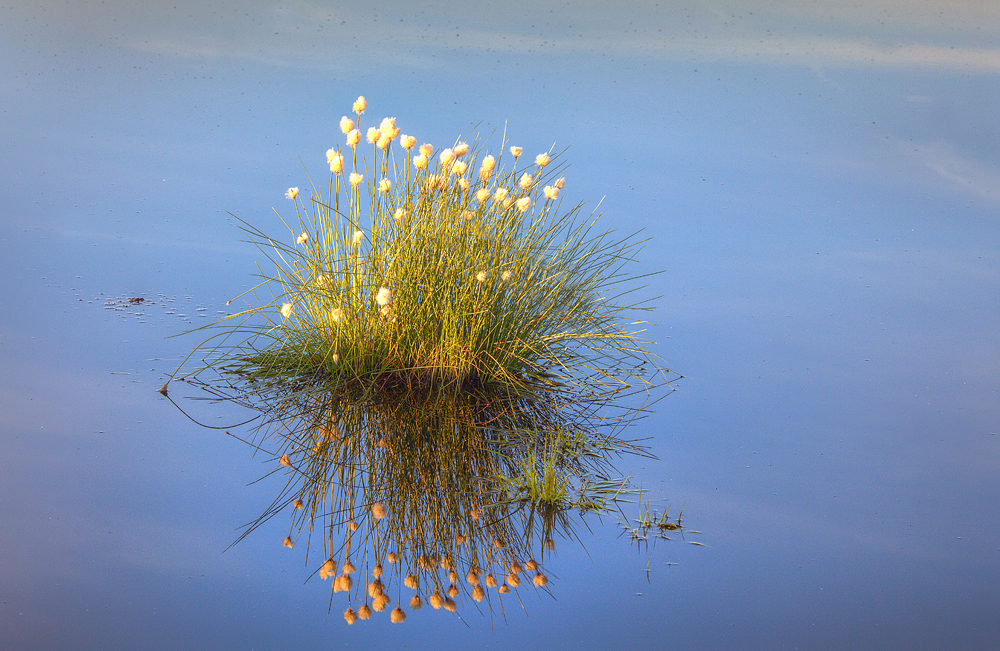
xmin=376 ymin=287 xmax=392 ymax=307
xmin=377 ymin=133 xmax=392 ymax=150
xmin=458 ymin=177 xmax=470 ymax=190
xmin=350 ymin=172 xmax=364 ymax=187
xmin=419 ymin=143 xmax=434 ymax=157
xmin=476 ymin=270 xmax=487 ymax=283
xmin=554 ymin=176 xmax=566 ymax=189
xmin=413 ymin=154 xmax=428 ymax=169
xmin=332 ymin=352 xmax=339 ymax=364
xmin=451 ymin=160 xmax=467 ymax=177
xmin=510 ymin=146 xmax=522 ymax=157
xmin=516 ymin=197 xmax=531 ymax=213
xmin=347 ymin=129 xmax=361 ymax=147
xmin=280 ymin=303 xmax=293 ymax=319
xmin=453 ymin=141 xmax=470 ymax=157
xmin=366 ymin=127 xmax=380 ymax=144
xmin=394 ymin=207 xmax=406 ymax=219
xmin=297 ymin=232 xmax=308 ymax=244
xmin=544 ymin=185 xmax=559 ymax=200
xmin=331 ymin=307 xmax=343 ymax=322
xmin=475 ymin=187 xmax=490 ymax=203
xmin=353 ymin=95 xmax=367 ymax=114
xmin=501 ymin=270 xmax=512 ymax=282
xmin=379 ymin=177 xmax=392 ymax=193
xmin=379 ymin=117 xmax=399 ymax=138
xmin=340 ymin=116 xmax=355 ymax=134
xmin=400 ymin=134 xmax=417 ymax=150
xmin=439 ymin=148 xmax=455 ymax=167
xmin=285 ymin=187 xmax=299 ymax=200
xmin=494 ymin=187 xmax=508 ymax=203
xmin=503 ymin=196 xmax=513 ymax=209
xmin=328 ymin=150 xmax=344 ymax=174
xmin=535 ymin=152 xmax=550 ymax=167
xmin=519 ymin=173 xmax=533 ymax=190
xmin=479 ymin=155 xmax=496 ymax=179
xmin=353 ymin=230 xmax=365 ymax=245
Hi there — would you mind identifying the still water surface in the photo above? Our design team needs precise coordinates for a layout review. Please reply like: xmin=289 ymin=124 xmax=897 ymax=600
xmin=2 ymin=2 xmax=998 ymax=649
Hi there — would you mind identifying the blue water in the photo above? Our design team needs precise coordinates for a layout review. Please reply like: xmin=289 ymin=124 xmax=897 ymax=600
xmin=3 ymin=2 xmax=998 ymax=649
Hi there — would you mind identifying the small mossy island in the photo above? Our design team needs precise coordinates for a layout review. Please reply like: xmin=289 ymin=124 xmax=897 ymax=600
xmin=166 ymin=96 xmax=679 ymax=624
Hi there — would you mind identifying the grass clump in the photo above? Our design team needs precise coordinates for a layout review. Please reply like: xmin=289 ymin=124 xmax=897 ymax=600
xmin=176 ymin=95 xmax=661 ymax=404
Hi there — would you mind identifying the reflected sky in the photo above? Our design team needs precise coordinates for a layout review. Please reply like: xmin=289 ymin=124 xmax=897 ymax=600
xmin=2 ymin=1 xmax=998 ymax=649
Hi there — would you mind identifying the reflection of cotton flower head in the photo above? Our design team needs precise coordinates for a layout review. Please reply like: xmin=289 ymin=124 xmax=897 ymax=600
xmin=376 ymin=287 xmax=392 ymax=307
xmin=475 ymin=188 xmax=490 ymax=203
xmin=519 ymin=173 xmax=533 ymax=190
xmin=400 ymin=135 xmax=416 ymax=150
xmin=285 ymin=187 xmax=299 ymax=200
xmin=466 ymin=570 xmax=480 ymax=586
xmin=373 ymin=594 xmax=390 ymax=613
xmin=453 ymin=142 xmax=470 ymax=157
xmin=441 ymin=556 xmax=453 ymax=570
xmin=297 ymin=232 xmax=308 ymax=244
xmin=404 ymin=574 xmax=418 ymax=589
xmin=448 ymin=570 xmax=458 ymax=583
xmin=510 ymin=146 xmax=522 ymax=157
xmin=476 ymin=271 xmax=487 ymax=283
xmin=340 ymin=116 xmax=355 ymax=134
xmin=343 ymin=560 xmax=356 ymax=574
xmin=409 ymin=594 xmax=422 ymax=610
xmin=494 ymin=188 xmax=508 ymax=203
xmin=347 ymin=129 xmax=360 ymax=147
xmin=509 ymin=561 xmax=523 ymax=575
xmin=499 ymin=584 xmax=510 ymax=594
xmin=358 ymin=604 xmax=372 ymax=620
xmin=283 ymin=536 xmax=293 ymax=548
xmin=545 ymin=538 xmax=555 ymax=550
xmin=387 ymin=552 xmax=398 ymax=564
xmin=516 ymin=197 xmax=531 ymax=213
xmin=533 ymin=573 xmax=548 ymax=587
xmin=371 ymin=502 xmax=386 ymax=519
xmin=535 ymin=152 xmax=551 ymax=167
xmin=429 ymin=591 xmax=443 ymax=609
xmin=417 ymin=556 xmax=432 ymax=570
xmin=443 ymin=597 xmax=457 ymax=612
xmin=507 ymin=572 xmax=521 ymax=587
xmin=413 ymin=154 xmax=428 ymax=169
xmin=419 ymin=143 xmax=433 ymax=157
xmin=347 ymin=519 xmax=358 ymax=531
xmin=349 ymin=172 xmax=364 ymax=187
xmin=447 ymin=584 xmax=459 ymax=598
xmin=544 ymin=185 xmax=559 ymax=200
xmin=471 ymin=509 xmax=480 ymax=520
xmin=439 ymin=148 xmax=455 ymax=167
xmin=372 ymin=565 xmax=383 ymax=579
xmin=320 ymin=558 xmax=336 ymax=579
xmin=379 ymin=177 xmax=392 ymax=193
xmin=368 ymin=579 xmax=384 ymax=598
xmin=353 ymin=96 xmax=367 ymax=114
xmin=455 ymin=533 xmax=466 ymax=545
xmin=344 ymin=608 xmax=358 ymax=625
xmin=472 ymin=585 xmax=485 ymax=602
xmin=279 ymin=453 xmax=291 ymax=466
xmin=328 ymin=150 xmax=344 ymax=174
xmin=485 ymin=574 xmax=497 ymax=588
xmin=525 ymin=559 xmax=538 ymax=571
xmin=280 ymin=304 xmax=292 ymax=319
xmin=293 ymin=499 xmax=304 ymax=510
xmin=390 ymin=606 xmax=406 ymax=623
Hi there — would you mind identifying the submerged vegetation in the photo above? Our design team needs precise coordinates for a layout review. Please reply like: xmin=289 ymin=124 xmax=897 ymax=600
xmin=166 ymin=96 xmax=681 ymax=623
